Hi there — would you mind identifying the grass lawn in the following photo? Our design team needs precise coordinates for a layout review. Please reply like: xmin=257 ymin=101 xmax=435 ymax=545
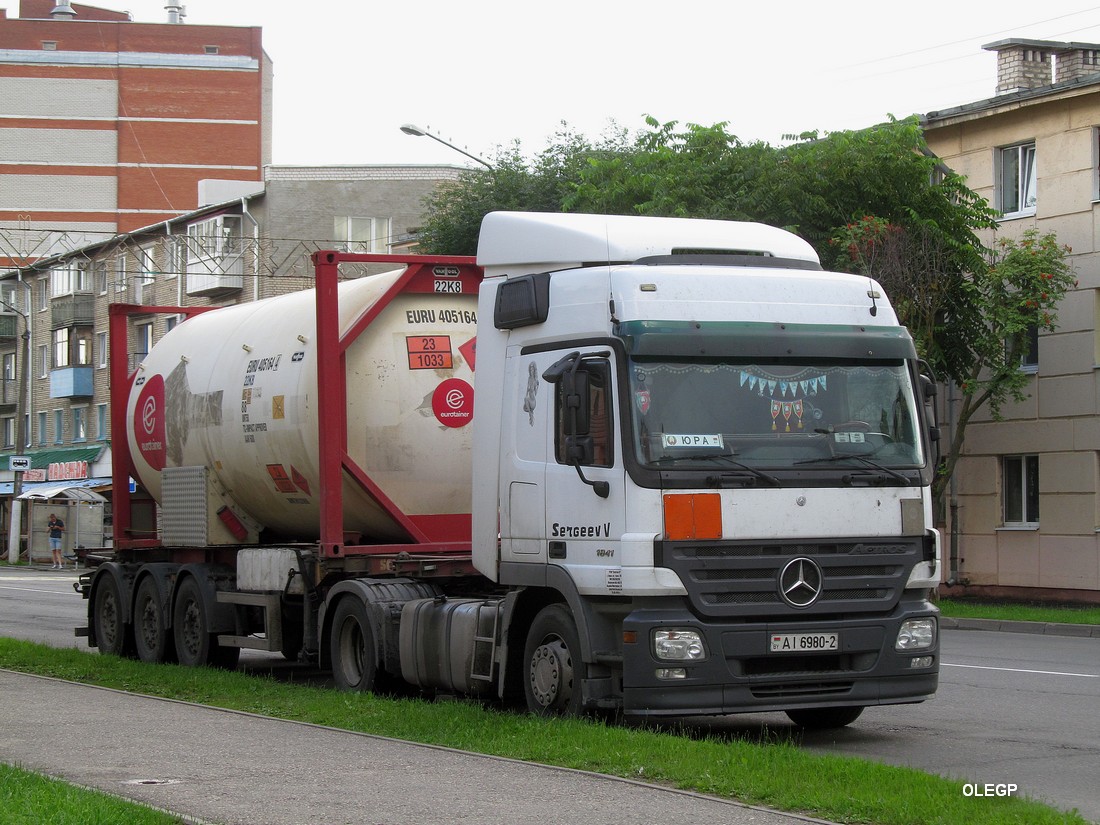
xmin=0 ymin=637 xmax=1089 ymax=825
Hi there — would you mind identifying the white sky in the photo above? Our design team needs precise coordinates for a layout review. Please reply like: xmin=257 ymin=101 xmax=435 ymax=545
xmin=35 ymin=2 xmax=1100 ymax=166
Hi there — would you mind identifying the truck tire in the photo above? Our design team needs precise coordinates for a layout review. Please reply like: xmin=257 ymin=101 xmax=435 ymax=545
xmin=133 ymin=576 xmax=175 ymax=664
xmin=523 ymin=604 xmax=584 ymax=716
xmin=172 ymin=576 xmax=240 ymax=669
xmin=330 ymin=596 xmax=380 ymax=692
xmin=93 ymin=574 xmax=134 ymax=658
xmin=785 ymin=706 xmax=864 ymax=729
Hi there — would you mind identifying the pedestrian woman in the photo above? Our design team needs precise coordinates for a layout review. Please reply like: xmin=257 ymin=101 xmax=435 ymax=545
xmin=47 ymin=513 xmax=65 ymax=569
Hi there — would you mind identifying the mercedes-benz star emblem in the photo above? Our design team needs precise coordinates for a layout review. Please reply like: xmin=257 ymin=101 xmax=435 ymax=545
xmin=778 ymin=558 xmax=824 ymax=608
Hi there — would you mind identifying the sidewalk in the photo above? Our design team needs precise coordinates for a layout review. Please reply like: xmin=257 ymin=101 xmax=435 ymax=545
xmin=0 ymin=669 xmax=835 ymax=825
xmin=938 ymin=616 xmax=1100 ymax=638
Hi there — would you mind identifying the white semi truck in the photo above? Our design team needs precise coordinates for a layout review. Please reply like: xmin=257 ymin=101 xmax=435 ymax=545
xmin=80 ymin=211 xmax=940 ymax=726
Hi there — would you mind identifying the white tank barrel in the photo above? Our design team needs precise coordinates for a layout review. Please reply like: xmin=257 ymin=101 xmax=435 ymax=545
xmin=126 ymin=266 xmax=479 ymax=544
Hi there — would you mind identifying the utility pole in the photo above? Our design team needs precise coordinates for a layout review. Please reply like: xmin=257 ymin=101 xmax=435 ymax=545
xmin=5 ymin=287 xmax=30 ymax=565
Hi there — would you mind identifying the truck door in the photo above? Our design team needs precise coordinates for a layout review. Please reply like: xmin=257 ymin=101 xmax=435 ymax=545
xmin=541 ymin=350 xmax=626 ymax=592
xmin=500 ymin=351 xmax=548 ymax=560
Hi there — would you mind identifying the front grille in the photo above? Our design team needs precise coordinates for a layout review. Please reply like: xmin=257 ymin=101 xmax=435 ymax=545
xmin=657 ymin=538 xmax=919 ymax=618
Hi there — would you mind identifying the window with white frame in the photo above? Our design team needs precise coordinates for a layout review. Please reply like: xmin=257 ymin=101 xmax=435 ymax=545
xmin=1003 ymin=454 xmax=1039 ymax=525
xmin=96 ymin=403 xmax=108 ymax=440
xmin=37 ymin=411 xmax=46 ymax=445
xmin=115 ymin=254 xmax=128 ymax=293
xmin=1008 ymin=324 xmax=1039 ymax=373
xmin=136 ymin=244 xmax=156 ymax=302
xmin=37 ymin=344 xmax=48 ymax=378
xmin=97 ymin=332 xmax=108 ymax=368
xmin=94 ymin=259 xmax=108 ymax=295
xmin=54 ymin=328 xmax=70 ymax=368
xmin=334 ymin=216 xmax=392 ymax=254
xmin=50 ymin=262 xmax=89 ymax=296
xmin=1 ymin=416 xmax=13 ymax=448
xmin=72 ymin=406 xmax=87 ymax=442
xmin=2 ymin=352 xmax=13 ymax=381
xmin=998 ymin=142 xmax=1037 ymax=216
xmin=37 ymin=278 xmax=48 ymax=311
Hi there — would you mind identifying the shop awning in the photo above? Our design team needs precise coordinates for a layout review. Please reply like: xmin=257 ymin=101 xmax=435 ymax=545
xmin=15 ymin=478 xmax=111 ymax=501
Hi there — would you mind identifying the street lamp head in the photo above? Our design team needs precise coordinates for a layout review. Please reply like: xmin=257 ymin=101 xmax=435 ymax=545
xmin=400 ymin=123 xmax=427 ymax=137
xmin=398 ymin=122 xmax=493 ymax=169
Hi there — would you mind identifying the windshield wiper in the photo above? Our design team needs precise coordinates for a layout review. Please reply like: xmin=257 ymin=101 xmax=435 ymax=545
xmin=648 ymin=453 xmax=780 ymax=487
xmin=795 ymin=453 xmax=910 ymax=485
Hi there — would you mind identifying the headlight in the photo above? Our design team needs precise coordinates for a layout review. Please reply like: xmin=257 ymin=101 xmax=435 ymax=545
xmin=896 ymin=618 xmax=937 ymax=651
xmin=653 ymin=629 xmax=706 ymax=661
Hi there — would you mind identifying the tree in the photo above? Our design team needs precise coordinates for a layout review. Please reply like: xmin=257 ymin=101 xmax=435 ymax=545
xmin=416 ymin=125 xmax=628 ymax=255
xmin=417 ymin=117 xmax=1075 ymax=506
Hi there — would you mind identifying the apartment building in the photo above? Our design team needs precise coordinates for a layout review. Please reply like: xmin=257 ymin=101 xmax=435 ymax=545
xmin=0 ymin=164 xmax=463 ymax=553
xmin=922 ymin=39 xmax=1100 ymax=600
xmin=0 ymin=0 xmax=271 ymax=267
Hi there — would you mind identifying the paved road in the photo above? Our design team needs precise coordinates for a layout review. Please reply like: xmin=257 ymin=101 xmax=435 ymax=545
xmin=3 ymin=566 xmax=1098 ymax=822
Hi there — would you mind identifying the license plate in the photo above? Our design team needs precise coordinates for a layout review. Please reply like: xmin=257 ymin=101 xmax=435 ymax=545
xmin=770 ymin=632 xmax=839 ymax=653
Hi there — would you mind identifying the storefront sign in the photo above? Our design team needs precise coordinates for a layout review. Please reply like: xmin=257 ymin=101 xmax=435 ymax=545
xmin=48 ymin=461 xmax=89 ymax=481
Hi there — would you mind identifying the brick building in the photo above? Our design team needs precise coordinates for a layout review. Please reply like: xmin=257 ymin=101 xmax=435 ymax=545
xmin=0 ymin=0 xmax=271 ymax=267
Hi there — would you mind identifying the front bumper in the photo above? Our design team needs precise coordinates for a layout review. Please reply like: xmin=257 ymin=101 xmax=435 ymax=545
xmin=620 ymin=599 xmax=938 ymax=717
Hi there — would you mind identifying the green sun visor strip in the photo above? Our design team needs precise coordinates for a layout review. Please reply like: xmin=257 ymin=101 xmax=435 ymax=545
xmin=616 ymin=320 xmax=917 ymax=360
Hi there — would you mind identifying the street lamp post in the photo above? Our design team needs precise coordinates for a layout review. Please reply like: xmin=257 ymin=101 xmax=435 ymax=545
xmin=400 ymin=123 xmax=493 ymax=169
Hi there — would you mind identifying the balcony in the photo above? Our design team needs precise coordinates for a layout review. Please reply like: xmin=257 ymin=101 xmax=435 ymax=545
xmin=51 ymin=293 xmax=95 ymax=329
xmin=50 ymin=366 xmax=94 ymax=399
xmin=186 ymin=252 xmax=244 ymax=297
xmin=0 ymin=376 xmax=16 ymax=410
xmin=0 ymin=313 xmax=17 ymax=341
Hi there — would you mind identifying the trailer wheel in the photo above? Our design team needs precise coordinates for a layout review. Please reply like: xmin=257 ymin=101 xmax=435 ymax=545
xmin=173 ymin=576 xmax=240 ymax=669
xmin=133 ymin=577 xmax=175 ymax=664
xmin=524 ymin=604 xmax=584 ymax=716
xmin=330 ymin=597 xmax=380 ymax=692
xmin=785 ymin=706 xmax=864 ymax=729
xmin=93 ymin=575 xmax=134 ymax=658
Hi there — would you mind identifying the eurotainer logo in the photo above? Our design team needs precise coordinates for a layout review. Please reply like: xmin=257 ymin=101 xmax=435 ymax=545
xmin=432 ymin=378 xmax=473 ymax=428
xmin=134 ymin=374 xmax=167 ymax=469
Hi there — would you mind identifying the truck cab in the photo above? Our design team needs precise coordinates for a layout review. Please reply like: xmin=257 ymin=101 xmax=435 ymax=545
xmin=472 ymin=212 xmax=939 ymax=721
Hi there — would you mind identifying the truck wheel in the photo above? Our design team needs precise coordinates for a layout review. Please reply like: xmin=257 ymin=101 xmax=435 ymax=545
xmin=785 ymin=706 xmax=864 ymax=729
xmin=133 ymin=577 xmax=175 ymax=664
xmin=330 ymin=597 xmax=379 ymax=692
xmin=173 ymin=576 xmax=239 ymax=669
xmin=523 ymin=604 xmax=584 ymax=716
xmin=93 ymin=575 xmax=134 ymax=658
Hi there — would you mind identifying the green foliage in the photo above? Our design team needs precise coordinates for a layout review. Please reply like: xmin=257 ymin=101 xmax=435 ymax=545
xmin=415 ymin=115 xmax=1076 ymax=506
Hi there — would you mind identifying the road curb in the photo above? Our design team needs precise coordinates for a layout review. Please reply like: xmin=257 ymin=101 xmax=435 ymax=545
xmin=940 ymin=616 xmax=1100 ymax=638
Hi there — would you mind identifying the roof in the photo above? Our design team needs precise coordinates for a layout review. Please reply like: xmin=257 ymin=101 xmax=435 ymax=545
xmin=16 ymin=479 xmax=109 ymax=501
xmin=922 ymin=71 xmax=1100 ymax=127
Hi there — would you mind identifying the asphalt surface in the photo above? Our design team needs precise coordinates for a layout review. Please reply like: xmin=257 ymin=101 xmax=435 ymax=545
xmin=0 ymin=669 xmax=836 ymax=825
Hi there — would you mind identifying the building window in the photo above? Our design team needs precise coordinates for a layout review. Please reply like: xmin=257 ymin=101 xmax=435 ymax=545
xmin=204 ymin=45 xmax=219 ymax=54
xmin=37 ymin=344 xmax=48 ymax=378
xmin=335 ymin=216 xmax=392 ymax=254
xmin=96 ymin=403 xmax=108 ymax=440
xmin=998 ymin=143 xmax=1037 ymax=216
xmin=50 ymin=262 xmax=88 ymax=296
xmin=41 ymin=40 xmax=57 ymax=51
xmin=2 ymin=352 xmax=14 ymax=381
xmin=135 ymin=323 xmax=153 ymax=365
xmin=37 ymin=411 xmax=47 ymax=446
xmin=1009 ymin=324 xmax=1039 ymax=373
xmin=97 ymin=332 xmax=108 ymax=369
xmin=136 ymin=245 xmax=156 ymax=303
xmin=54 ymin=328 xmax=70 ymax=368
xmin=94 ymin=260 xmax=108 ymax=295
xmin=53 ymin=409 xmax=63 ymax=444
xmin=72 ymin=407 xmax=87 ymax=442
xmin=1003 ymin=454 xmax=1039 ymax=525
xmin=115 ymin=254 xmax=128 ymax=293
xmin=37 ymin=279 xmax=48 ymax=311
xmin=1 ymin=417 xmax=13 ymax=449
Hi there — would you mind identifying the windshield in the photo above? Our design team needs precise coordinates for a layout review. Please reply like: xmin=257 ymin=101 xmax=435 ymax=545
xmin=629 ymin=359 xmax=924 ymax=470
